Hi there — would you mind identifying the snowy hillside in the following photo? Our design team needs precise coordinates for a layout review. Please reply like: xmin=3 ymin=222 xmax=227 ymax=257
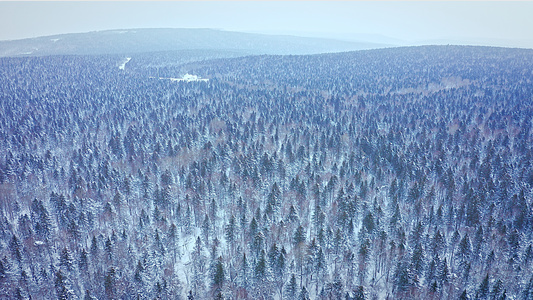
xmin=0 ymin=28 xmax=388 ymax=58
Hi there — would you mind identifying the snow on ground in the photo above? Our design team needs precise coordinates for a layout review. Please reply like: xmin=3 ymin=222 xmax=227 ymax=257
xmin=175 ymin=228 xmax=201 ymax=294
xmin=167 ymin=74 xmax=209 ymax=82
xmin=50 ymin=38 xmax=60 ymax=42
xmin=158 ymin=73 xmax=209 ymax=82
xmin=118 ymin=57 xmax=131 ymax=70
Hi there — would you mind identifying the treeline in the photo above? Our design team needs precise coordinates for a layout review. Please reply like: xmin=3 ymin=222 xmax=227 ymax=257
xmin=0 ymin=46 xmax=532 ymax=299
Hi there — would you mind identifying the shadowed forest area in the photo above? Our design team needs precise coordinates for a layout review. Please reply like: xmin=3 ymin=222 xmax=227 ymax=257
xmin=1 ymin=45 xmax=533 ymax=299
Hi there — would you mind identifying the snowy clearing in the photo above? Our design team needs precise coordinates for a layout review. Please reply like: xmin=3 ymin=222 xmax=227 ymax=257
xmin=118 ymin=57 xmax=131 ymax=70
xmin=157 ymin=73 xmax=209 ymax=82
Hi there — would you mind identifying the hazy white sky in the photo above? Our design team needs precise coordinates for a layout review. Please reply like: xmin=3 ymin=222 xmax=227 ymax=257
xmin=1 ymin=1 xmax=532 ymax=48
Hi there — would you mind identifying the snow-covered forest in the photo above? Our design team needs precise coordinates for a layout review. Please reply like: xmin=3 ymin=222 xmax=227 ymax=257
xmin=1 ymin=45 xmax=533 ymax=299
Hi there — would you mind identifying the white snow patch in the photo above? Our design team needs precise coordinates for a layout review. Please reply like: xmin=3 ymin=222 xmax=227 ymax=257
xmin=118 ymin=57 xmax=131 ymax=70
xmin=174 ymin=228 xmax=202 ymax=294
xmin=159 ymin=73 xmax=209 ymax=82
xmin=50 ymin=38 xmax=60 ymax=42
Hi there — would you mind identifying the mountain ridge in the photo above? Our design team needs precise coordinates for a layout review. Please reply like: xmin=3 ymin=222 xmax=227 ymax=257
xmin=0 ymin=28 xmax=391 ymax=57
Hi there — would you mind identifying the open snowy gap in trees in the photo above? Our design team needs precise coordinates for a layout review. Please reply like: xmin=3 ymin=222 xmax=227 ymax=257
xmin=118 ymin=57 xmax=131 ymax=70
xmin=158 ymin=73 xmax=209 ymax=82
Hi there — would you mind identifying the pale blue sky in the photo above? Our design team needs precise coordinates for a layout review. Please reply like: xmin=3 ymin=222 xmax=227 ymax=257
xmin=1 ymin=1 xmax=532 ymax=48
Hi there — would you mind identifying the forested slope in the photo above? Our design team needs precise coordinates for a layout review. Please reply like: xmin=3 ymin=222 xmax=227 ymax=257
xmin=0 ymin=28 xmax=385 ymax=57
xmin=0 ymin=46 xmax=533 ymax=299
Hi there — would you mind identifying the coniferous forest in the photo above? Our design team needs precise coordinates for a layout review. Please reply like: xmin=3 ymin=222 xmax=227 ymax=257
xmin=1 ymin=45 xmax=533 ymax=299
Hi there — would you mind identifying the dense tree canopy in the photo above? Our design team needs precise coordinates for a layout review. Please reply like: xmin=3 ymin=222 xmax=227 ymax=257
xmin=0 ymin=45 xmax=532 ymax=299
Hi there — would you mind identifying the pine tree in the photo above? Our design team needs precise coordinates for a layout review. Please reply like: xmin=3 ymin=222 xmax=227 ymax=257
xmin=490 ymin=279 xmax=504 ymax=300
xmin=60 ymin=247 xmax=73 ymax=272
xmin=249 ymin=217 xmax=258 ymax=239
xmin=225 ymin=215 xmax=236 ymax=245
xmin=394 ymin=261 xmax=410 ymax=296
xmin=90 ymin=235 xmax=98 ymax=257
xmin=105 ymin=237 xmax=113 ymax=261
xmin=161 ymin=169 xmax=173 ymax=186
xmin=31 ymin=198 xmax=52 ymax=240
xmin=432 ymin=230 xmax=445 ymax=257
xmin=458 ymin=289 xmax=469 ymax=300
xmin=104 ymin=267 xmax=116 ymax=299
xmin=348 ymin=286 xmax=366 ymax=300
xmin=285 ymin=274 xmax=297 ymax=300
xmin=214 ymin=291 xmax=224 ymax=300
xmin=325 ymin=276 xmax=344 ymax=299
xmin=184 ymin=205 xmax=193 ymax=235
xmin=212 ymin=257 xmax=225 ymax=293
xmin=315 ymin=247 xmax=326 ymax=282
xmin=192 ymin=237 xmax=206 ymax=297
xmin=254 ymin=251 xmax=267 ymax=284
xmin=276 ymin=247 xmax=287 ymax=298
xmin=239 ymin=252 xmax=250 ymax=289
xmin=508 ymin=229 xmax=520 ymax=265
xmin=457 ymin=234 xmax=472 ymax=274
xmin=54 ymin=269 xmax=71 ymax=300
xmin=299 ymin=286 xmax=310 ymax=300
xmin=9 ymin=235 xmax=22 ymax=264
xmin=83 ymin=290 xmax=94 ymax=300
xmin=410 ymin=243 xmax=424 ymax=281
xmin=268 ymin=243 xmax=280 ymax=273
xmin=134 ymin=259 xmax=144 ymax=284
xmin=14 ymin=287 xmax=24 ymax=300
xmin=358 ymin=238 xmax=370 ymax=286
xmin=523 ymin=244 xmax=533 ymax=266
xmin=0 ymin=258 xmax=6 ymax=281
xmin=473 ymin=225 xmax=484 ymax=254
xmin=426 ymin=255 xmax=438 ymax=284
xmin=265 ymin=182 xmax=281 ymax=218
xmin=293 ymin=225 xmax=305 ymax=246
xmin=168 ymin=222 xmax=180 ymax=261
xmin=476 ymin=274 xmax=489 ymax=300
xmin=287 ymin=205 xmax=299 ymax=223
xmin=251 ymin=231 xmax=265 ymax=257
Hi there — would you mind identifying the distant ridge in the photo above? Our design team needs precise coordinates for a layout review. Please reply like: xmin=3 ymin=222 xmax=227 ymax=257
xmin=0 ymin=28 xmax=390 ymax=57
